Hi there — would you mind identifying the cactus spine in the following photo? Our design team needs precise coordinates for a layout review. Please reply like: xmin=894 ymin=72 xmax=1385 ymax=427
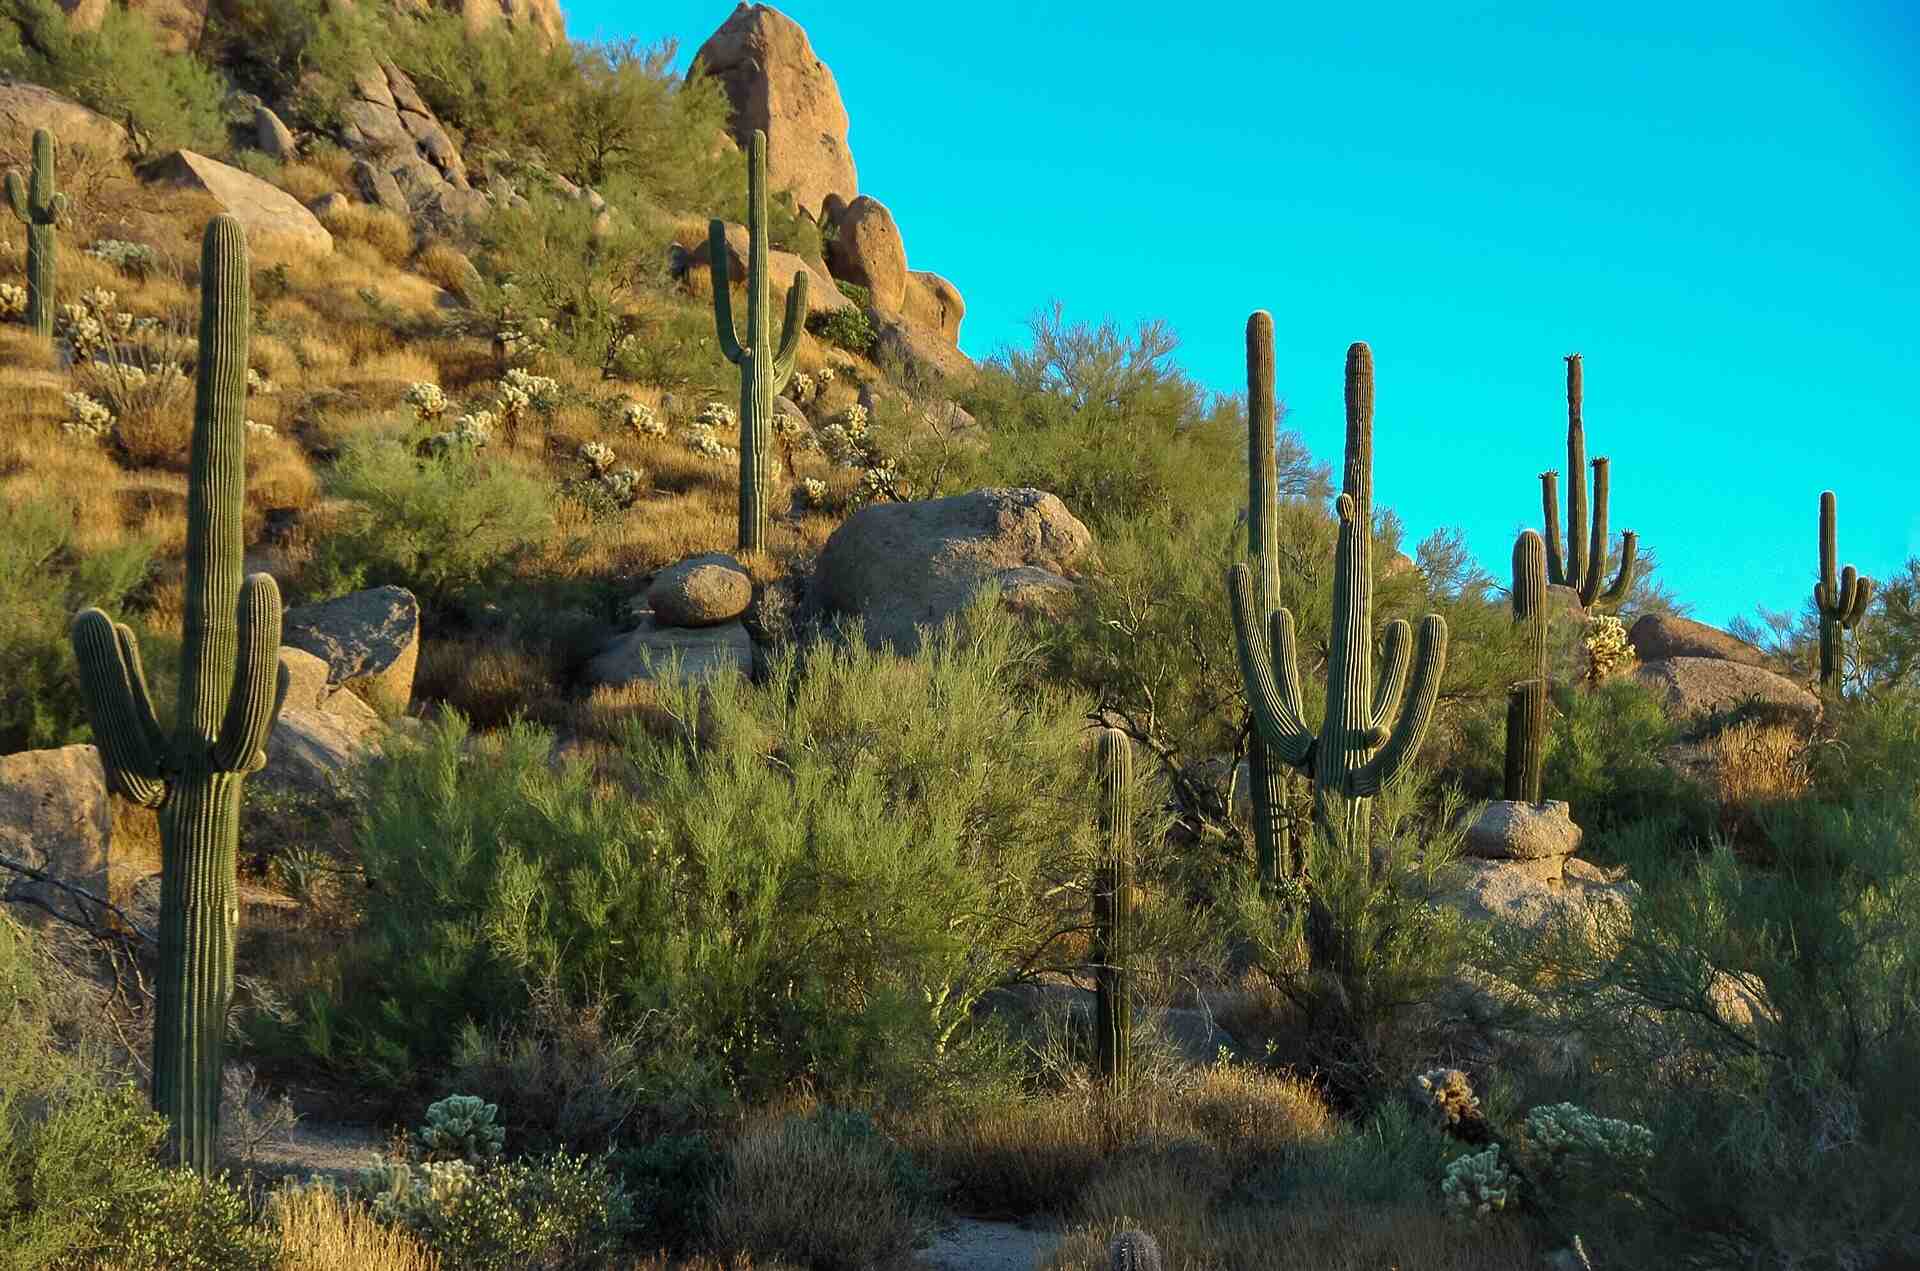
xmin=1503 ymin=530 xmax=1549 ymax=803
xmin=1540 ymin=354 xmax=1637 ymax=608
xmin=1814 ymin=490 xmax=1874 ymax=695
xmin=70 ymin=216 xmax=286 ymax=1173
xmin=1228 ymin=334 xmax=1449 ymax=854
xmin=1092 ymin=727 xmax=1134 ymax=1091
xmin=1243 ymin=312 xmax=1291 ymax=884
xmin=710 ymin=129 xmax=808 ymax=556
xmin=6 ymin=128 xmax=65 ymax=340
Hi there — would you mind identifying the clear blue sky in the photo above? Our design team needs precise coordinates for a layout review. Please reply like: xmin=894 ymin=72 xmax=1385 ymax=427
xmin=568 ymin=1 xmax=1918 ymax=628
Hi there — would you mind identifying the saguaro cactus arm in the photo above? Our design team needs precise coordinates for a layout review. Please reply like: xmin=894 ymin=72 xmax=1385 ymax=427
xmin=211 ymin=577 xmax=287 ymax=772
xmin=1227 ymin=564 xmax=1315 ymax=770
xmin=1369 ymin=620 xmax=1411 ymax=736
xmin=771 ymin=272 xmax=807 ymax=384
xmin=1814 ymin=490 xmax=1874 ymax=623
xmin=708 ymin=219 xmax=747 ymax=366
xmin=1542 ymin=354 xmax=1636 ymax=606
xmin=71 ymin=611 xmax=168 ymax=806
xmin=1350 ymin=614 xmax=1448 ymax=798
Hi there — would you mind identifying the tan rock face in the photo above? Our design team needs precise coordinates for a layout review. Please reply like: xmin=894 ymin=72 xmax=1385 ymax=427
xmin=1635 ymin=656 xmax=1821 ymax=729
xmin=282 ymin=585 xmax=422 ymax=714
xmin=151 ymin=150 xmax=334 ymax=257
xmin=691 ymin=3 xmax=858 ymax=221
xmin=902 ymin=271 xmax=965 ymax=345
xmin=1629 ymin=613 xmax=1769 ymax=668
xmin=0 ymin=82 xmax=128 ymax=155
xmin=0 ymin=746 xmax=111 ymax=927
xmin=686 ymin=222 xmax=850 ymax=314
xmin=824 ymin=195 xmax=907 ymax=313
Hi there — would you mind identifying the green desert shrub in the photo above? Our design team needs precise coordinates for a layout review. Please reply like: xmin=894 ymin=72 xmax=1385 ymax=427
xmin=283 ymin=603 xmax=1100 ymax=1106
xmin=0 ymin=0 xmax=227 ymax=154
xmin=358 ymin=1150 xmax=632 ymax=1271
xmin=1542 ymin=676 xmax=1714 ymax=845
xmin=0 ymin=496 xmax=152 ymax=752
xmin=806 ymin=301 xmax=876 ymax=357
xmin=304 ymin=438 xmax=554 ymax=611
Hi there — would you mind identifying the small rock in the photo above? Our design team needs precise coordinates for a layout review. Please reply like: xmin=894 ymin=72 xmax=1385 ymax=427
xmin=254 ymin=105 xmax=297 ymax=161
xmin=282 ymin=585 xmax=421 ymax=713
xmin=277 ymin=647 xmax=332 ymax=714
xmin=647 ymin=553 xmax=753 ymax=628
xmin=309 ymin=192 xmax=351 ymax=220
xmin=586 ymin=617 xmax=754 ymax=685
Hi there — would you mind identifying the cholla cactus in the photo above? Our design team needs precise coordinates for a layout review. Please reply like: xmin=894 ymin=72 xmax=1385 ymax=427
xmin=1441 ymin=1146 xmax=1515 ymax=1219
xmin=62 ymin=390 xmax=112 ymax=438
xmin=600 ymin=465 xmax=642 ymax=507
xmin=623 ymin=399 xmax=666 ymax=438
xmin=57 ymin=302 xmax=108 ymax=359
xmin=245 ymin=420 xmax=275 ymax=438
xmin=801 ymin=477 xmax=828 ymax=509
xmin=87 ymin=238 xmax=159 ymax=277
xmin=417 ymin=1094 xmax=505 ymax=1165
xmin=495 ymin=368 xmax=559 ymax=443
xmin=697 ymin=400 xmax=738 ymax=431
xmin=78 ymin=285 xmax=115 ymax=315
xmin=245 ymin=367 xmax=275 ymax=396
xmin=0 ymin=282 xmax=25 ymax=316
xmin=1583 ymin=614 xmax=1634 ymax=681
xmin=1410 ymin=1068 xmax=1491 ymax=1143
xmin=684 ymin=419 xmax=738 ymax=463
xmin=578 ymin=440 xmax=616 ymax=473
xmin=789 ymin=370 xmax=816 ymax=401
xmin=404 ymin=381 xmax=448 ymax=422
xmin=816 ymin=365 xmax=836 ymax=388
xmin=1522 ymin=1103 xmax=1653 ymax=1181
xmin=362 ymin=1159 xmax=478 ymax=1228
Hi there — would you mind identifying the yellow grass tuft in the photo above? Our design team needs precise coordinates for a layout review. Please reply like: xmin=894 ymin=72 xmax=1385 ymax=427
xmin=271 ymin=1184 xmax=442 ymax=1271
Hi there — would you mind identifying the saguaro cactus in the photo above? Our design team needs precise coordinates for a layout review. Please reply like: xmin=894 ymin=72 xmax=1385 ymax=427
xmin=1227 ymin=335 xmax=1449 ymax=853
xmin=1814 ymin=489 xmax=1874 ymax=695
xmin=6 ymin=128 xmax=65 ymax=340
xmin=1092 ymin=727 xmax=1134 ymax=1091
xmin=1540 ymin=354 xmax=1637 ymax=608
xmin=710 ymin=129 xmax=808 ymax=555
xmin=70 ymin=216 xmax=286 ymax=1174
xmin=1242 ymin=312 xmax=1292 ymax=885
xmin=1504 ymin=530 xmax=1549 ymax=803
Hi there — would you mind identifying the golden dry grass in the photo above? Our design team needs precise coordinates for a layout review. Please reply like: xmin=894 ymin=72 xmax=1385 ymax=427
xmin=272 ymin=1185 xmax=442 ymax=1271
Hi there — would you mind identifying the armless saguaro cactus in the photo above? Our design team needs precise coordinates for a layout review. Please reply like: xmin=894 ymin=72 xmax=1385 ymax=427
xmin=1092 ymin=727 xmax=1134 ymax=1092
xmin=1242 ymin=312 xmax=1292 ymax=885
xmin=1814 ymin=490 xmax=1874 ymax=695
xmin=710 ymin=129 xmax=808 ymax=556
xmin=1540 ymin=354 xmax=1637 ymax=608
xmin=1504 ymin=530 xmax=1549 ymax=803
xmin=1227 ymin=336 xmax=1449 ymax=855
xmin=6 ymin=128 xmax=64 ymax=340
xmin=71 ymin=216 xmax=286 ymax=1174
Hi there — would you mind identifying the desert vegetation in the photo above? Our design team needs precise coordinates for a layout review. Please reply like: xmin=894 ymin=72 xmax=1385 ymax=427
xmin=0 ymin=3 xmax=1915 ymax=1270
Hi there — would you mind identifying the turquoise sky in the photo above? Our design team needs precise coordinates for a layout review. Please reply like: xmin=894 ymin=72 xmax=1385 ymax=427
xmin=569 ymin=1 xmax=1918 ymax=628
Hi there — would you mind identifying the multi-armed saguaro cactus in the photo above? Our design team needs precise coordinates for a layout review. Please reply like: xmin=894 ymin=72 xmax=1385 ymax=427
xmin=1092 ymin=727 xmax=1134 ymax=1091
xmin=71 ymin=216 xmax=286 ymax=1174
xmin=1540 ymin=354 xmax=1637 ymax=608
xmin=1227 ymin=332 xmax=1449 ymax=853
xmin=6 ymin=128 xmax=65 ymax=340
xmin=710 ymin=129 xmax=808 ymax=556
xmin=1504 ymin=530 xmax=1548 ymax=803
xmin=1242 ymin=312 xmax=1293 ymax=885
xmin=1814 ymin=490 xmax=1874 ymax=695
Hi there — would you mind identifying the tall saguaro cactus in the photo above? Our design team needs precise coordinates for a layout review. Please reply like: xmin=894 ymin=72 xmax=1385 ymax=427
xmin=1227 ymin=335 xmax=1449 ymax=853
xmin=1242 ymin=313 xmax=1292 ymax=885
xmin=1504 ymin=530 xmax=1549 ymax=803
xmin=6 ymin=128 xmax=65 ymax=340
xmin=70 ymin=216 xmax=286 ymax=1174
xmin=1540 ymin=354 xmax=1637 ymax=608
xmin=1814 ymin=490 xmax=1874 ymax=695
xmin=710 ymin=129 xmax=808 ymax=556
xmin=1092 ymin=727 xmax=1134 ymax=1091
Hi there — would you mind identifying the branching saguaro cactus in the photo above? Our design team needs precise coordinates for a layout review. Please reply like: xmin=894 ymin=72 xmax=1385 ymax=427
xmin=1227 ymin=333 xmax=1449 ymax=854
xmin=710 ymin=129 xmax=808 ymax=556
xmin=71 ymin=216 xmax=286 ymax=1174
xmin=1242 ymin=312 xmax=1293 ymax=885
xmin=1504 ymin=530 xmax=1548 ymax=803
xmin=1541 ymin=354 xmax=1637 ymax=608
xmin=6 ymin=128 xmax=65 ymax=340
xmin=1814 ymin=489 xmax=1874 ymax=695
xmin=1092 ymin=727 xmax=1134 ymax=1091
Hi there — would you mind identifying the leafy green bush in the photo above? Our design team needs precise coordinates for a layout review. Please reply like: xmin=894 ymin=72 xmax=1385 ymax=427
xmin=304 ymin=439 xmax=554 ymax=612
xmin=284 ymin=603 xmax=1098 ymax=1106
xmin=806 ymin=301 xmax=876 ymax=356
xmin=1541 ymin=677 xmax=1714 ymax=845
xmin=0 ymin=0 xmax=227 ymax=154
xmin=612 ymin=1133 xmax=725 ymax=1252
xmin=360 ymin=1150 xmax=633 ymax=1271
xmin=0 ymin=496 xmax=152 ymax=753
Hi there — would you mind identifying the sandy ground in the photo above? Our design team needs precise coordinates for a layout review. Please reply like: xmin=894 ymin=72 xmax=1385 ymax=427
xmin=916 ymin=1217 xmax=1066 ymax=1271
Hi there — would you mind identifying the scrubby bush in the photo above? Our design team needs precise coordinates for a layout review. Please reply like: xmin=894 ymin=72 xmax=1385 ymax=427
xmin=0 ymin=496 xmax=152 ymax=752
xmin=1541 ymin=677 xmax=1714 ymax=844
xmin=304 ymin=438 xmax=554 ymax=611
xmin=807 ymin=302 xmax=876 ymax=357
xmin=359 ymin=1151 xmax=632 ymax=1271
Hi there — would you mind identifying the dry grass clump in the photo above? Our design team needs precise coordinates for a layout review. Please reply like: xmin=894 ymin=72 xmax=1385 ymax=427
xmin=1708 ymin=720 xmax=1809 ymax=840
xmin=1044 ymin=1205 xmax=1542 ymax=1271
xmin=414 ymin=633 xmax=578 ymax=731
xmin=272 ymin=1185 xmax=442 ymax=1271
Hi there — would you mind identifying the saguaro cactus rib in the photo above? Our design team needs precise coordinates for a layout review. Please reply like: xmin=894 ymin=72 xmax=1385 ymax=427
xmin=1092 ymin=727 xmax=1134 ymax=1091
xmin=1227 ymin=334 xmax=1449 ymax=850
xmin=710 ymin=129 xmax=809 ymax=556
xmin=5 ymin=127 xmax=65 ymax=340
xmin=1540 ymin=354 xmax=1637 ymax=608
xmin=70 ymin=215 xmax=286 ymax=1173
xmin=1813 ymin=490 xmax=1874 ymax=694
xmin=1503 ymin=529 xmax=1549 ymax=803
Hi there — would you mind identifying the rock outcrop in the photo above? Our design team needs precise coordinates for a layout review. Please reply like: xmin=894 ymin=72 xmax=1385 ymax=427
xmin=338 ymin=59 xmax=487 ymax=223
xmin=1629 ymin=613 xmax=1769 ymax=668
xmin=151 ymin=150 xmax=334 ymax=256
xmin=282 ymin=585 xmax=421 ymax=713
xmin=0 ymin=746 xmax=111 ymax=926
xmin=587 ymin=618 xmax=755 ymax=686
xmin=690 ymin=3 xmax=857 ymax=222
xmin=812 ymin=488 xmax=1091 ymax=654
xmin=823 ymin=195 xmax=907 ymax=312
xmin=0 ymin=81 xmax=128 ymax=153
xmin=681 ymin=222 xmax=851 ymax=313
xmin=1635 ymin=656 xmax=1820 ymax=730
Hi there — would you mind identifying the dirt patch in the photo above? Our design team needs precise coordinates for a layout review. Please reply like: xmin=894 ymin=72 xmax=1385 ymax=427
xmin=917 ymin=1216 xmax=1065 ymax=1271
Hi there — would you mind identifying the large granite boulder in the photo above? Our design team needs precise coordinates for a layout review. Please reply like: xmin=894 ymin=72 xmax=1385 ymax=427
xmin=1461 ymin=800 xmax=1583 ymax=882
xmin=648 ymin=553 xmax=753 ymax=628
xmin=902 ymin=270 xmax=965 ymax=345
xmin=56 ymin=0 xmax=205 ymax=52
xmin=1635 ymin=656 xmax=1820 ymax=730
xmin=587 ymin=617 xmax=754 ymax=685
xmin=683 ymin=222 xmax=850 ymax=313
xmin=282 ymin=585 xmax=421 ymax=713
xmin=1629 ymin=613 xmax=1769 ymax=668
xmin=151 ymin=150 xmax=333 ymax=256
xmin=0 ymin=746 xmax=111 ymax=925
xmin=812 ymin=487 xmax=1091 ymax=654
xmin=0 ymin=81 xmax=128 ymax=154
xmin=1433 ymin=856 xmax=1638 ymax=945
xmin=338 ymin=59 xmax=487 ymax=224
xmin=690 ymin=3 xmax=857 ymax=221
xmin=823 ymin=195 xmax=908 ymax=313
xmin=870 ymin=308 xmax=975 ymax=385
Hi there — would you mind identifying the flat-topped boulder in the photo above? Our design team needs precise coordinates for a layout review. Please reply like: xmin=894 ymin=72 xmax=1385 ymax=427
xmin=151 ymin=150 xmax=333 ymax=256
xmin=587 ymin=617 xmax=754 ymax=685
xmin=1635 ymin=656 xmax=1820 ymax=730
xmin=1629 ymin=613 xmax=1770 ymax=668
